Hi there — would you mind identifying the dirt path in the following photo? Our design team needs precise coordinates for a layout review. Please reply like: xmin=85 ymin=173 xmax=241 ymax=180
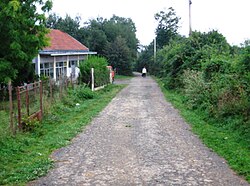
xmin=30 ymin=75 xmax=249 ymax=186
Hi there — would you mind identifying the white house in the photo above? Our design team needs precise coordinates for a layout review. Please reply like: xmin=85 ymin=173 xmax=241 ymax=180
xmin=33 ymin=29 xmax=96 ymax=80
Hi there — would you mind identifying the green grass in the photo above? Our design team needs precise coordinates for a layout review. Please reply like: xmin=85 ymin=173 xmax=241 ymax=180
xmin=157 ymin=79 xmax=250 ymax=183
xmin=115 ymin=74 xmax=134 ymax=80
xmin=0 ymin=84 xmax=125 ymax=185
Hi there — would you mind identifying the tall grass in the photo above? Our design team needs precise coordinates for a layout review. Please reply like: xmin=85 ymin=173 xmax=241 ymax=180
xmin=0 ymin=84 xmax=125 ymax=185
xmin=157 ymin=78 xmax=250 ymax=183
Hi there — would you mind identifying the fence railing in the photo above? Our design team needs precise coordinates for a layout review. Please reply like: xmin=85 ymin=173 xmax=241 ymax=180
xmin=91 ymin=67 xmax=113 ymax=91
xmin=0 ymin=75 xmax=78 ymax=135
xmin=0 ymin=69 xmax=111 ymax=135
xmin=16 ymin=81 xmax=43 ymax=130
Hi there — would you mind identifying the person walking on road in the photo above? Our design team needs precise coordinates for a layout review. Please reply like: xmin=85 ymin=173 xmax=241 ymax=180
xmin=142 ymin=66 xmax=147 ymax=77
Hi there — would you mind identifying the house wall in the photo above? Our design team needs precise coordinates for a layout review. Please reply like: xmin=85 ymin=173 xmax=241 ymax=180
xmin=34 ymin=54 xmax=87 ymax=80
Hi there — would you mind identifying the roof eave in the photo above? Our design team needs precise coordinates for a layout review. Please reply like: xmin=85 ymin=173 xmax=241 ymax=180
xmin=50 ymin=51 xmax=97 ymax=56
xmin=39 ymin=50 xmax=97 ymax=56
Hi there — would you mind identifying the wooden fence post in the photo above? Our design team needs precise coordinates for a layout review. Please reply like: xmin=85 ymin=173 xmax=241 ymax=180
xmin=49 ymin=77 xmax=53 ymax=102
xmin=34 ymin=81 xmax=37 ymax=97
xmin=65 ymin=76 xmax=68 ymax=96
xmin=8 ymin=80 xmax=15 ymax=135
xmin=26 ymin=85 xmax=29 ymax=116
xmin=71 ymin=73 xmax=74 ymax=89
xmin=59 ymin=75 xmax=62 ymax=99
xmin=40 ymin=81 xmax=43 ymax=119
xmin=16 ymin=86 xmax=22 ymax=130
xmin=91 ymin=68 xmax=94 ymax=91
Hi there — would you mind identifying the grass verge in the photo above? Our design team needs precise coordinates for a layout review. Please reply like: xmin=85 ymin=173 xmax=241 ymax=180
xmin=0 ymin=84 xmax=125 ymax=185
xmin=115 ymin=74 xmax=134 ymax=80
xmin=157 ymin=79 xmax=250 ymax=183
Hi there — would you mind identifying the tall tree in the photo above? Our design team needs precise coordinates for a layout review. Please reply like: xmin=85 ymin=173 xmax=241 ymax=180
xmin=85 ymin=18 xmax=108 ymax=55
xmin=0 ymin=0 xmax=52 ymax=85
xmin=85 ymin=15 xmax=138 ymax=74
xmin=46 ymin=13 xmax=81 ymax=40
xmin=105 ymin=36 xmax=133 ymax=75
xmin=45 ymin=14 xmax=139 ymax=75
xmin=155 ymin=7 xmax=180 ymax=49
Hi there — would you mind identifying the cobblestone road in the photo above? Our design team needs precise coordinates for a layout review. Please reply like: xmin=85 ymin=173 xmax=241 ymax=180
xmin=30 ymin=75 xmax=249 ymax=186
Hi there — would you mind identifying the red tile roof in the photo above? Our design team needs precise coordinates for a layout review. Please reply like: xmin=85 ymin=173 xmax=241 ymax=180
xmin=43 ymin=29 xmax=89 ymax=51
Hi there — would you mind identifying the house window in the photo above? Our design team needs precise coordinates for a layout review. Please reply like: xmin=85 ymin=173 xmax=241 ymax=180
xmin=69 ymin=60 xmax=77 ymax=68
xmin=56 ymin=61 xmax=67 ymax=78
xmin=40 ymin=62 xmax=53 ymax=78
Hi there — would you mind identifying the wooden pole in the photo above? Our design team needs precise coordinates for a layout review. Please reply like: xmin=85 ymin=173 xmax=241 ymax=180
xmin=26 ymin=85 xmax=29 ymax=116
xmin=59 ymin=75 xmax=62 ymax=99
xmin=40 ymin=81 xmax=43 ymax=119
xmin=34 ymin=81 xmax=37 ymax=97
xmin=71 ymin=73 xmax=74 ymax=89
xmin=65 ymin=76 xmax=68 ymax=95
xmin=154 ymin=37 xmax=156 ymax=63
xmin=49 ymin=77 xmax=53 ymax=102
xmin=8 ymin=80 xmax=15 ymax=134
xmin=17 ymin=86 xmax=22 ymax=130
xmin=91 ymin=68 xmax=94 ymax=91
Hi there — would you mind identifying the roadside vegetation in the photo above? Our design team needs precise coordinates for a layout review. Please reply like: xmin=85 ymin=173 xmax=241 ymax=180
xmin=136 ymin=7 xmax=250 ymax=182
xmin=1 ymin=0 xmax=249 ymax=184
xmin=157 ymin=79 xmax=250 ymax=182
xmin=46 ymin=14 xmax=138 ymax=77
xmin=0 ymin=84 xmax=125 ymax=185
xmin=115 ymin=74 xmax=134 ymax=80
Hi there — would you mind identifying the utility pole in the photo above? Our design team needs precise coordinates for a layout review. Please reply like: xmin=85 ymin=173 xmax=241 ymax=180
xmin=154 ymin=37 xmax=156 ymax=63
xmin=189 ymin=0 xmax=192 ymax=36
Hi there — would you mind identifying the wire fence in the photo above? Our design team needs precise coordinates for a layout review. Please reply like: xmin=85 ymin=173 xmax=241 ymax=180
xmin=0 ymin=68 xmax=112 ymax=135
xmin=0 ymin=75 xmax=79 ymax=135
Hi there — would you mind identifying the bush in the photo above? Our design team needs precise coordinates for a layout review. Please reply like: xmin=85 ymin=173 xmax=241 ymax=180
xmin=21 ymin=115 xmax=40 ymax=131
xmin=79 ymin=56 xmax=110 ymax=87
xmin=210 ymin=74 xmax=249 ymax=119
xmin=182 ymin=70 xmax=211 ymax=111
xmin=68 ymin=85 xmax=96 ymax=101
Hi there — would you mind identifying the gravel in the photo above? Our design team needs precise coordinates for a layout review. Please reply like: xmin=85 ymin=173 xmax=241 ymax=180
xmin=30 ymin=74 xmax=249 ymax=186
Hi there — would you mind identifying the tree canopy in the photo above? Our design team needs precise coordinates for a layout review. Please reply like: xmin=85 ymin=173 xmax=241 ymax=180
xmin=0 ymin=0 xmax=52 ymax=85
xmin=154 ymin=7 xmax=180 ymax=49
xmin=46 ymin=14 xmax=139 ymax=75
xmin=136 ymin=8 xmax=250 ymax=164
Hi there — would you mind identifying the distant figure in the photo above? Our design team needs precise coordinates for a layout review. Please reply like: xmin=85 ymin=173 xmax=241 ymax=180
xmin=142 ymin=67 xmax=147 ymax=77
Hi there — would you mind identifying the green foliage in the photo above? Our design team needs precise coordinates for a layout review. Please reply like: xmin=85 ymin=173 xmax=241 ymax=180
xmin=145 ymin=24 xmax=250 ymax=182
xmin=149 ymin=30 xmax=231 ymax=89
xmin=239 ymin=45 xmax=250 ymax=71
xmin=0 ymin=84 xmax=125 ymax=185
xmin=157 ymin=78 xmax=250 ymax=182
xmin=21 ymin=115 xmax=40 ymax=131
xmin=46 ymin=14 xmax=138 ymax=75
xmin=182 ymin=70 xmax=210 ymax=110
xmin=46 ymin=13 xmax=81 ymax=40
xmin=136 ymin=43 xmax=154 ymax=73
xmin=79 ymin=56 xmax=109 ymax=87
xmin=105 ymin=36 xmax=133 ymax=75
xmin=0 ymin=0 xmax=52 ymax=85
xmin=202 ymin=55 xmax=231 ymax=81
xmin=154 ymin=7 xmax=180 ymax=49
xmin=69 ymin=85 xmax=96 ymax=101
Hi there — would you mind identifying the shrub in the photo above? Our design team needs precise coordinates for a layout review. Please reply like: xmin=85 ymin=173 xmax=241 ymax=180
xmin=68 ymin=85 xmax=96 ymax=101
xmin=79 ymin=56 xmax=110 ymax=87
xmin=182 ymin=69 xmax=211 ymax=111
xmin=210 ymin=74 xmax=249 ymax=119
xmin=21 ymin=115 xmax=40 ymax=131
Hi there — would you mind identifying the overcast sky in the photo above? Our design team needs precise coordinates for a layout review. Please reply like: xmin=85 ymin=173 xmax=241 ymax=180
xmin=51 ymin=0 xmax=250 ymax=46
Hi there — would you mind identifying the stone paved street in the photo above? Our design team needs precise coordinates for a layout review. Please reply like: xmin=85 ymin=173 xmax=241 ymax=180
xmin=30 ymin=74 xmax=249 ymax=186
